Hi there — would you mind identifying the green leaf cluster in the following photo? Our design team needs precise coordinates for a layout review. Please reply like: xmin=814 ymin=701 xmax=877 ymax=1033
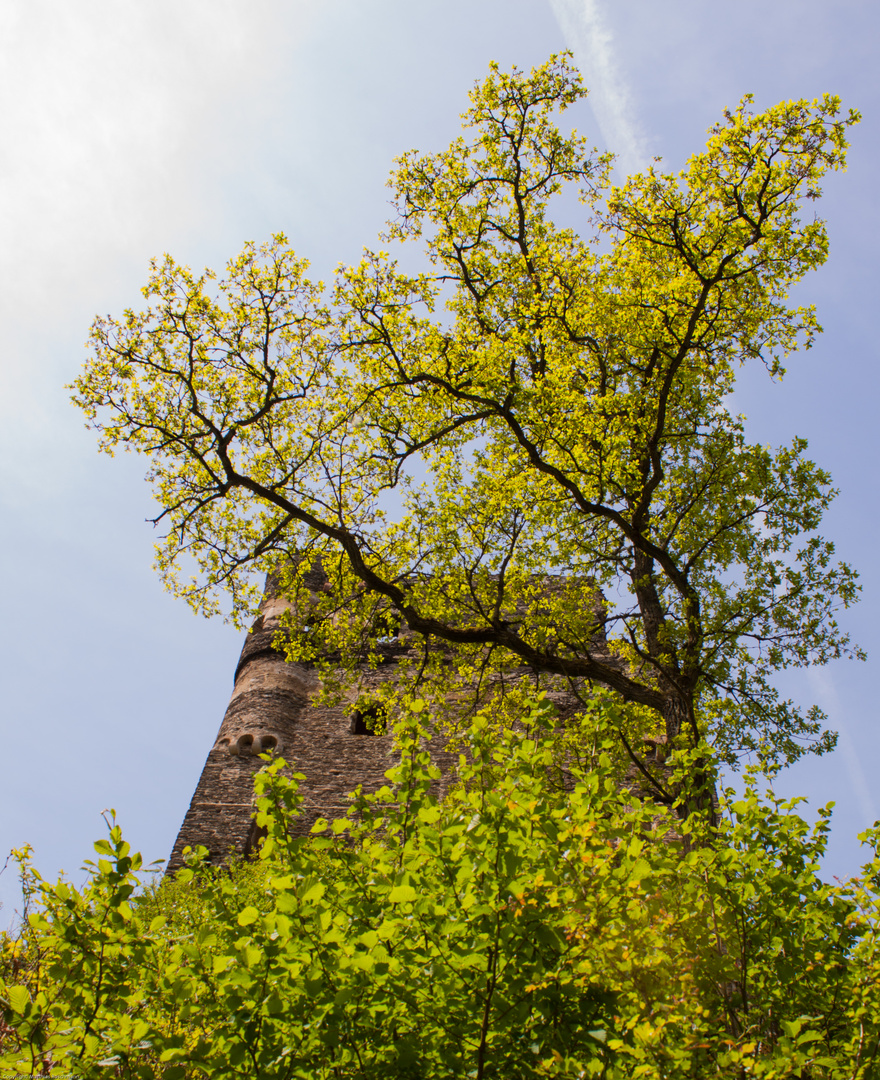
xmin=2 ymin=696 xmax=879 ymax=1077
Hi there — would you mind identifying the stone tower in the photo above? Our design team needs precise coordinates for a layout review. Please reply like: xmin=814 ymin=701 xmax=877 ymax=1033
xmin=167 ymin=573 xmax=458 ymax=871
xmin=167 ymin=570 xmax=642 ymax=871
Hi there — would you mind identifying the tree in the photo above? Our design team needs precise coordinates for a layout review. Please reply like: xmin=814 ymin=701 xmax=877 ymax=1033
xmin=71 ymin=55 xmax=861 ymax=808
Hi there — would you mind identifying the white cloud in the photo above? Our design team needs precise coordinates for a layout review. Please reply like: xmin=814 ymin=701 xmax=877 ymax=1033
xmin=0 ymin=0 xmax=317 ymax=356
xmin=0 ymin=0 xmax=320 ymax=498
xmin=547 ymin=0 xmax=649 ymax=177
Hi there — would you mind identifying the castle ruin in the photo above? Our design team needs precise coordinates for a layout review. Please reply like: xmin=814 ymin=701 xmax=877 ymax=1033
xmin=168 ymin=571 xmax=661 ymax=870
xmin=167 ymin=575 xmax=465 ymax=870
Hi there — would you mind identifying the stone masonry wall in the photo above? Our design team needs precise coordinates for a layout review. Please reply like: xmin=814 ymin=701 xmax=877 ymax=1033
xmin=167 ymin=589 xmax=459 ymax=871
xmin=167 ymin=572 xmax=661 ymax=872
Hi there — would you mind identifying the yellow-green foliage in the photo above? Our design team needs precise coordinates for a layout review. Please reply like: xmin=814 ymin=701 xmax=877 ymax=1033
xmin=2 ymin=696 xmax=879 ymax=1078
xmin=71 ymin=55 xmax=863 ymax=796
xmin=53 ymin=53 xmax=874 ymax=1075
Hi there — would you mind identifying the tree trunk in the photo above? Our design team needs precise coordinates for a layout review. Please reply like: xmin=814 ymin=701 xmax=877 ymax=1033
xmin=663 ymin=694 xmax=718 ymax=831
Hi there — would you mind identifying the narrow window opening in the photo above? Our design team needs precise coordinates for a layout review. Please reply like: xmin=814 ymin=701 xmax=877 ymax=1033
xmin=349 ymin=704 xmax=386 ymax=736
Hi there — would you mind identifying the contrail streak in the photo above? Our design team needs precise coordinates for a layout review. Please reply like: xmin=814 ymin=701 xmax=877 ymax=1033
xmin=808 ymin=669 xmax=878 ymax=828
xmin=548 ymin=0 xmax=650 ymax=178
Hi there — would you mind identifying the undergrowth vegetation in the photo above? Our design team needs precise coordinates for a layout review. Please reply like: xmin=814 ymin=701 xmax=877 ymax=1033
xmin=2 ymin=696 xmax=879 ymax=1078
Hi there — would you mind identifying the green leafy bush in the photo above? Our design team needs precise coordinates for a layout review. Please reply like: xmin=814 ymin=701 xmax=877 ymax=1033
xmin=2 ymin=696 xmax=879 ymax=1077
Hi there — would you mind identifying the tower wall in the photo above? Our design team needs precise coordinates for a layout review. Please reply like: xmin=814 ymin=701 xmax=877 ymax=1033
xmin=167 ymin=588 xmax=458 ymax=871
xmin=167 ymin=571 xmax=641 ymax=872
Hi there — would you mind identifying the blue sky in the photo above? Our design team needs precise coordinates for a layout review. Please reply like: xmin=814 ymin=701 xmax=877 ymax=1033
xmin=1 ymin=0 xmax=878 ymax=916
